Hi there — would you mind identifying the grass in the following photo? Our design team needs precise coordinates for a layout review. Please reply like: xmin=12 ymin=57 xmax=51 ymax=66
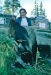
xmin=0 ymin=26 xmax=51 ymax=75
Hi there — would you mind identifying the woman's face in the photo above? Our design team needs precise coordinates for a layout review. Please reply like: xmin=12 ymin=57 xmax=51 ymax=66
xmin=20 ymin=10 xmax=26 ymax=18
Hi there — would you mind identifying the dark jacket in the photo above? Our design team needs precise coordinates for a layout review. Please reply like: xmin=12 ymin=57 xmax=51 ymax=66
xmin=15 ymin=17 xmax=31 ymax=26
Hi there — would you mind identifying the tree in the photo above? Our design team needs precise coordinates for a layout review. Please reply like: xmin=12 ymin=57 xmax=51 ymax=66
xmin=34 ymin=0 xmax=37 ymax=16
xmin=39 ymin=1 xmax=43 ymax=16
xmin=31 ymin=1 xmax=46 ymax=17
xmin=31 ymin=0 xmax=39 ymax=17
xmin=42 ymin=9 xmax=46 ymax=17
xmin=39 ymin=1 xmax=46 ymax=17
xmin=4 ymin=0 xmax=21 ymax=15
xmin=4 ymin=7 xmax=11 ymax=14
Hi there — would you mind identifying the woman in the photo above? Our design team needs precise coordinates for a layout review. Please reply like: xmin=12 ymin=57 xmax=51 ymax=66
xmin=15 ymin=8 xmax=32 ymax=26
xmin=9 ymin=8 xmax=32 ymax=68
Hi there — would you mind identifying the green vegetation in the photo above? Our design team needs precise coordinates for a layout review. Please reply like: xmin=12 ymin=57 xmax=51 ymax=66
xmin=4 ymin=0 xmax=21 ymax=15
xmin=0 ymin=29 xmax=16 ymax=75
xmin=31 ymin=0 xmax=46 ymax=17
xmin=0 ymin=27 xmax=51 ymax=75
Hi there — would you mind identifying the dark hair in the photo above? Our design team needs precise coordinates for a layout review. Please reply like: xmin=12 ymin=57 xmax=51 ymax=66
xmin=19 ymin=8 xmax=27 ymax=14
